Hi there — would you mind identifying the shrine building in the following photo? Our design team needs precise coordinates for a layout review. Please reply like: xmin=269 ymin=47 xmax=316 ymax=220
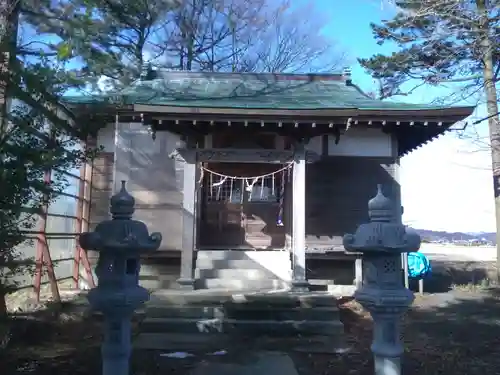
xmin=64 ymin=68 xmax=474 ymax=292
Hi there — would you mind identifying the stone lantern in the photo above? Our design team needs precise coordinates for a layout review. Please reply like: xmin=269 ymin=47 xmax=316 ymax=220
xmin=343 ymin=184 xmax=420 ymax=375
xmin=79 ymin=181 xmax=162 ymax=375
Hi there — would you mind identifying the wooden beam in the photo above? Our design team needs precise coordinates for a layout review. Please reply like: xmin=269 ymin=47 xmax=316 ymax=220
xmin=171 ymin=147 xmax=320 ymax=164
xmin=33 ymin=169 xmax=61 ymax=303
xmin=134 ymin=104 xmax=475 ymax=121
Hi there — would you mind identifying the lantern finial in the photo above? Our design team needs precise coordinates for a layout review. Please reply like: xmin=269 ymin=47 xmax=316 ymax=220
xmin=368 ymin=184 xmax=393 ymax=222
xmin=110 ymin=180 xmax=135 ymax=219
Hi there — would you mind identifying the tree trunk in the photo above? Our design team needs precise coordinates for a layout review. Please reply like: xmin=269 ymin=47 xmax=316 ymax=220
xmin=0 ymin=290 xmax=7 ymax=319
xmin=0 ymin=0 xmax=19 ymax=134
xmin=477 ymin=0 xmax=500 ymax=280
xmin=186 ymin=36 xmax=193 ymax=71
xmin=0 ymin=0 xmax=18 ymax=318
xmin=0 ymin=0 xmax=13 ymax=129
xmin=185 ymin=0 xmax=197 ymax=71
xmin=179 ymin=30 xmax=185 ymax=69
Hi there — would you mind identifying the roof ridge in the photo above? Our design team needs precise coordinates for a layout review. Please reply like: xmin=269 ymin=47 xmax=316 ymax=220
xmin=151 ymin=69 xmax=346 ymax=82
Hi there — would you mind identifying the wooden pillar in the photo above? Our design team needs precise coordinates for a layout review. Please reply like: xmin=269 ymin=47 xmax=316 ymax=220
xmin=354 ymin=256 xmax=363 ymax=289
xmin=291 ymin=141 xmax=309 ymax=291
xmin=177 ymin=147 xmax=199 ymax=290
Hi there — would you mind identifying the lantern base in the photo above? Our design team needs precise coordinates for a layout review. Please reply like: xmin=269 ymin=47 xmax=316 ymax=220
xmin=102 ymin=354 xmax=130 ymax=375
xmin=374 ymin=354 xmax=401 ymax=375
xmin=291 ymin=279 xmax=310 ymax=292
xmin=177 ymin=277 xmax=195 ymax=290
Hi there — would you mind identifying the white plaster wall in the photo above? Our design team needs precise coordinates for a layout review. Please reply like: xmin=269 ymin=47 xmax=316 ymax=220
xmin=328 ymin=128 xmax=392 ymax=157
xmin=96 ymin=123 xmax=116 ymax=152
xmin=99 ymin=122 xmax=185 ymax=251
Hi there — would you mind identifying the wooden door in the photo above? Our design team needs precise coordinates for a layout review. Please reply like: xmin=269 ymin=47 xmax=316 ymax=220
xmin=199 ymin=163 xmax=286 ymax=250
xmin=242 ymin=164 xmax=286 ymax=249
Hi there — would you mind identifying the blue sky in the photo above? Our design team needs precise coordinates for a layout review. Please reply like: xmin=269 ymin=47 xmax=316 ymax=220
xmin=26 ymin=0 xmax=495 ymax=233
xmin=320 ymin=0 xmax=495 ymax=232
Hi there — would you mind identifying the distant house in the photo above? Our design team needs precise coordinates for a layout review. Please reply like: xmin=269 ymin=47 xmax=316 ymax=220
xmin=64 ymin=69 xmax=474 ymax=291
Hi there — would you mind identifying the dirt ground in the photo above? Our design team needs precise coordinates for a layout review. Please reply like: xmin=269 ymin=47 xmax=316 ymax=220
xmin=2 ymin=287 xmax=500 ymax=375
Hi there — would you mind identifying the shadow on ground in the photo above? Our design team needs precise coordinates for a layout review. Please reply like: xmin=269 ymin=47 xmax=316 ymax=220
xmin=327 ymin=287 xmax=500 ymax=375
xmin=2 ymin=287 xmax=500 ymax=375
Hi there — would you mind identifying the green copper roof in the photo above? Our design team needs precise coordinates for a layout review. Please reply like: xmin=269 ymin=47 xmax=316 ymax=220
xmin=63 ymin=70 xmax=452 ymax=111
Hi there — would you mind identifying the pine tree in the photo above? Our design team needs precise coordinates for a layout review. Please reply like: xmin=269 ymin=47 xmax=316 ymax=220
xmin=22 ymin=0 xmax=181 ymax=90
xmin=0 ymin=0 xmax=99 ymax=316
xmin=359 ymin=0 xmax=500 ymax=276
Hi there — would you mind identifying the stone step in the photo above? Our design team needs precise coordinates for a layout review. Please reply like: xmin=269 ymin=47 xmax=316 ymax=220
xmin=134 ymin=332 xmax=349 ymax=354
xmin=134 ymin=332 xmax=230 ymax=350
xmin=196 ymin=250 xmax=290 ymax=261
xmin=149 ymin=289 xmax=237 ymax=306
xmin=194 ymin=278 xmax=288 ymax=290
xmin=194 ymin=268 xmax=276 ymax=280
xmin=147 ymin=305 xmax=225 ymax=319
xmin=139 ymin=278 xmax=183 ymax=291
xmin=148 ymin=290 xmax=340 ymax=307
xmin=196 ymin=250 xmax=253 ymax=261
xmin=239 ymin=291 xmax=340 ymax=308
xmin=224 ymin=319 xmax=344 ymax=336
xmin=145 ymin=304 xmax=339 ymax=322
xmin=141 ymin=317 xmax=344 ymax=336
xmin=142 ymin=317 xmax=224 ymax=334
xmin=195 ymin=257 xmax=291 ymax=270
xmin=224 ymin=306 xmax=341 ymax=322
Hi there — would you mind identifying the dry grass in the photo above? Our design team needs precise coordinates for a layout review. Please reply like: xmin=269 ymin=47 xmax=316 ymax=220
xmin=2 ymin=289 xmax=500 ymax=375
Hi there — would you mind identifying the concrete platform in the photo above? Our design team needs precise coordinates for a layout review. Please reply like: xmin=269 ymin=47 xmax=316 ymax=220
xmin=188 ymin=351 xmax=299 ymax=375
xmin=149 ymin=289 xmax=344 ymax=306
xmin=137 ymin=289 xmax=347 ymax=350
xmin=141 ymin=317 xmax=344 ymax=335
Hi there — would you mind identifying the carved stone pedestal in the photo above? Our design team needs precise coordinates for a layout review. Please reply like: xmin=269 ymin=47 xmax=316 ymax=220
xmin=343 ymin=185 xmax=420 ymax=375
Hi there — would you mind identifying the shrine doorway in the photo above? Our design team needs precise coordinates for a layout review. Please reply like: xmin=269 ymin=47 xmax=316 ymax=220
xmin=198 ymin=161 xmax=290 ymax=250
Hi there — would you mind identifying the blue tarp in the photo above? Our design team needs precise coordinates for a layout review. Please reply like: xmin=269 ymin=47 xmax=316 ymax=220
xmin=407 ymin=252 xmax=432 ymax=279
